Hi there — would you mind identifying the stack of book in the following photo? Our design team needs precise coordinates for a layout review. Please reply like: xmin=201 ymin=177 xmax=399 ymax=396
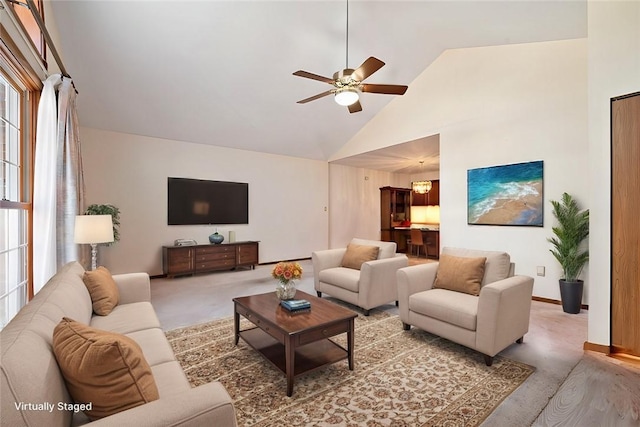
xmin=280 ymin=299 xmax=311 ymax=313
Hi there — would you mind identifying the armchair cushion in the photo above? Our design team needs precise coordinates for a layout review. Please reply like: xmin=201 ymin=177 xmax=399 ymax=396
xmin=409 ymin=289 xmax=479 ymax=331
xmin=318 ymin=267 xmax=361 ymax=292
xmin=433 ymin=254 xmax=486 ymax=296
xmin=341 ymin=243 xmax=380 ymax=270
xmin=351 ymin=238 xmax=396 ymax=259
xmin=442 ymin=247 xmax=511 ymax=286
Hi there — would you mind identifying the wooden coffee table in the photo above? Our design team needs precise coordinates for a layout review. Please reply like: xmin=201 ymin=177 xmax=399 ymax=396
xmin=233 ymin=290 xmax=357 ymax=396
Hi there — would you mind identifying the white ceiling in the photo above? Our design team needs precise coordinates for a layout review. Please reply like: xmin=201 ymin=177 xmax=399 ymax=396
xmin=49 ymin=1 xmax=586 ymax=174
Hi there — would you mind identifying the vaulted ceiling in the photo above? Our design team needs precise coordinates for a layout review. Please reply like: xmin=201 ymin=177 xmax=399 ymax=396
xmin=50 ymin=1 xmax=586 ymax=173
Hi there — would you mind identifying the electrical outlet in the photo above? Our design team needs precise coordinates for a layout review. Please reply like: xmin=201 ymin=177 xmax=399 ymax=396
xmin=536 ymin=266 xmax=545 ymax=277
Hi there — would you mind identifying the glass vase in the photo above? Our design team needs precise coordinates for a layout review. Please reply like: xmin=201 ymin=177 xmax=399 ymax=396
xmin=276 ymin=280 xmax=296 ymax=300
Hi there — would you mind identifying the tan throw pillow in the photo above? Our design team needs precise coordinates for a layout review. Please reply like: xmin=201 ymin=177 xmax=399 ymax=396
xmin=83 ymin=266 xmax=119 ymax=315
xmin=341 ymin=243 xmax=380 ymax=270
xmin=52 ymin=317 xmax=159 ymax=420
xmin=433 ymin=254 xmax=487 ymax=296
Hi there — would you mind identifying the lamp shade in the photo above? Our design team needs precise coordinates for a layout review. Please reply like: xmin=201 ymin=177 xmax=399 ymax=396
xmin=74 ymin=215 xmax=114 ymax=244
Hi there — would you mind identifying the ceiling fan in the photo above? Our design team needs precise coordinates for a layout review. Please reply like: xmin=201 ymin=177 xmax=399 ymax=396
xmin=292 ymin=1 xmax=408 ymax=113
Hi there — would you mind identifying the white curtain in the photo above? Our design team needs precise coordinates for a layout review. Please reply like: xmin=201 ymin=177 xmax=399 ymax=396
xmin=32 ymin=75 xmax=85 ymax=293
xmin=33 ymin=74 xmax=61 ymax=293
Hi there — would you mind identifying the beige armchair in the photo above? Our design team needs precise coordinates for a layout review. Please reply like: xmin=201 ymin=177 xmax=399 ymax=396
xmin=312 ymin=238 xmax=408 ymax=315
xmin=397 ymin=247 xmax=534 ymax=366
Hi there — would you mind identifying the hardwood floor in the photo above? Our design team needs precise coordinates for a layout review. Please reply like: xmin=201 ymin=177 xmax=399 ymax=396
xmin=150 ymin=257 xmax=639 ymax=426
xmin=533 ymin=353 xmax=640 ymax=426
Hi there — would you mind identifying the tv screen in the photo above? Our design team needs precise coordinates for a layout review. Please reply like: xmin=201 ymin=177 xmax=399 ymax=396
xmin=168 ymin=177 xmax=249 ymax=225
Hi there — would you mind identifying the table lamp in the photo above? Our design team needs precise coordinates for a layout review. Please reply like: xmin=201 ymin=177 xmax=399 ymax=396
xmin=74 ymin=215 xmax=114 ymax=270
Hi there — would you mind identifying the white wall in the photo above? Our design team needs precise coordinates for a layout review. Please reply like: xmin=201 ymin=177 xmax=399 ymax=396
xmin=332 ymin=39 xmax=588 ymax=302
xmin=328 ymin=163 xmax=409 ymax=248
xmin=81 ymin=128 xmax=329 ymax=275
xmin=587 ymin=0 xmax=640 ymax=346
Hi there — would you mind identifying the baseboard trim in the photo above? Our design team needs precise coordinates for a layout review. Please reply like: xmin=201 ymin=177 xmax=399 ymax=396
xmin=584 ymin=341 xmax=611 ymax=355
xmin=531 ymin=296 xmax=589 ymax=310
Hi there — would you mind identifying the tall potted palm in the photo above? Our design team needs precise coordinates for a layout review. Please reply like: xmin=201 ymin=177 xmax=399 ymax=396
xmin=547 ymin=193 xmax=589 ymax=314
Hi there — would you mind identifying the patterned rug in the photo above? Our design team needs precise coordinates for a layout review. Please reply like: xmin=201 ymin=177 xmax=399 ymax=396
xmin=166 ymin=307 xmax=534 ymax=426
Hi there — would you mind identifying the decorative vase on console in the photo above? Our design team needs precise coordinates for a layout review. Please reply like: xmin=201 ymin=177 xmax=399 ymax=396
xmin=271 ymin=261 xmax=303 ymax=300
xmin=209 ymin=230 xmax=224 ymax=244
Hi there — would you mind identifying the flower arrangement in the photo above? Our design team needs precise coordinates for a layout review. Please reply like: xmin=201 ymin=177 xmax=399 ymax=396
xmin=271 ymin=261 xmax=303 ymax=284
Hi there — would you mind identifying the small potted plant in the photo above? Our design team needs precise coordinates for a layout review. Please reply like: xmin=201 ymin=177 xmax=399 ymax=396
xmin=547 ymin=193 xmax=589 ymax=314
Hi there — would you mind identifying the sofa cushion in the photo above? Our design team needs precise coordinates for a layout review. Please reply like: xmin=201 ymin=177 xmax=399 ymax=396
xmin=90 ymin=301 xmax=161 ymax=334
xmin=341 ymin=243 xmax=380 ymax=270
xmin=409 ymin=289 xmax=479 ymax=331
xmin=125 ymin=328 xmax=178 ymax=367
xmin=318 ymin=267 xmax=361 ymax=292
xmin=442 ymin=247 xmax=511 ymax=286
xmin=83 ymin=266 xmax=119 ymax=315
xmin=52 ymin=317 xmax=160 ymax=420
xmin=150 ymin=361 xmax=192 ymax=398
xmin=433 ymin=254 xmax=486 ymax=296
xmin=0 ymin=262 xmax=92 ymax=427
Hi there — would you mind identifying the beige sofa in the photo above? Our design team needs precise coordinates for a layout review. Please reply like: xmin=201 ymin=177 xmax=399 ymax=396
xmin=397 ymin=247 xmax=534 ymax=365
xmin=313 ymin=238 xmax=408 ymax=315
xmin=1 ymin=261 xmax=237 ymax=427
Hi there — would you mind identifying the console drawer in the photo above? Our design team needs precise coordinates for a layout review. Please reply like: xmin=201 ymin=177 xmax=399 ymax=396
xmin=195 ymin=259 xmax=235 ymax=271
xmin=197 ymin=246 xmax=234 ymax=255
xmin=196 ymin=252 xmax=235 ymax=262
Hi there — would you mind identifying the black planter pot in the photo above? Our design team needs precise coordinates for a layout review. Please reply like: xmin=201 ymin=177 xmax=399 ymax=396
xmin=559 ymin=279 xmax=584 ymax=314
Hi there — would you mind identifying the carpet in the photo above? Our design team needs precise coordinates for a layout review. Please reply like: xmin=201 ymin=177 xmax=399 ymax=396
xmin=166 ymin=307 xmax=534 ymax=426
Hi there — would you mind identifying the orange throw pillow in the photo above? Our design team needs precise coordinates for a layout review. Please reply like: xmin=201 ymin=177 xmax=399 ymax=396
xmin=341 ymin=243 xmax=380 ymax=270
xmin=83 ymin=266 xmax=119 ymax=315
xmin=52 ymin=317 xmax=159 ymax=420
xmin=433 ymin=254 xmax=487 ymax=296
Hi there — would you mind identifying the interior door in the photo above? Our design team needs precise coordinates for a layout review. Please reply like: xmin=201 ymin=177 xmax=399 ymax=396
xmin=611 ymin=91 xmax=640 ymax=357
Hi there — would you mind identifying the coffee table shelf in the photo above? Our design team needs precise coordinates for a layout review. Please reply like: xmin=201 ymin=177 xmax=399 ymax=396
xmin=239 ymin=327 xmax=349 ymax=377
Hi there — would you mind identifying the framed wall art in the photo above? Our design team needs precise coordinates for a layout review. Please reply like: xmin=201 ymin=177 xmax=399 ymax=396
xmin=467 ymin=160 xmax=543 ymax=226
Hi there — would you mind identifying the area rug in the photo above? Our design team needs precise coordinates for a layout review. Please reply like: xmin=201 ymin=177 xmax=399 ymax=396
xmin=166 ymin=307 xmax=534 ymax=426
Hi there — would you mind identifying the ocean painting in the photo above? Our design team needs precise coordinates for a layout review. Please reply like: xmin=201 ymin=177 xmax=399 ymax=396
xmin=467 ymin=161 xmax=543 ymax=226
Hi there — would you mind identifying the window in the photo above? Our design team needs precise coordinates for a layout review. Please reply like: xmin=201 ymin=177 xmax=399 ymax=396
xmin=10 ymin=0 xmax=47 ymax=66
xmin=0 ymin=56 xmax=37 ymax=329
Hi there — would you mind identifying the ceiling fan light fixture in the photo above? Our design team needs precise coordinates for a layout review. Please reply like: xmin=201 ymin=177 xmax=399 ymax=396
xmin=334 ymin=88 xmax=359 ymax=106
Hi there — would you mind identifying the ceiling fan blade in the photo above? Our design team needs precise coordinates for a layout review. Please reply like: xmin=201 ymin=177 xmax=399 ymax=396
xmin=293 ymin=70 xmax=335 ymax=84
xmin=352 ymin=57 xmax=385 ymax=82
xmin=296 ymin=90 xmax=334 ymax=104
xmin=361 ymin=84 xmax=408 ymax=95
xmin=348 ymin=100 xmax=362 ymax=114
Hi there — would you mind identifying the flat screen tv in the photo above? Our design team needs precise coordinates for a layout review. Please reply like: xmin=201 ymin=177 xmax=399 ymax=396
xmin=168 ymin=177 xmax=249 ymax=225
